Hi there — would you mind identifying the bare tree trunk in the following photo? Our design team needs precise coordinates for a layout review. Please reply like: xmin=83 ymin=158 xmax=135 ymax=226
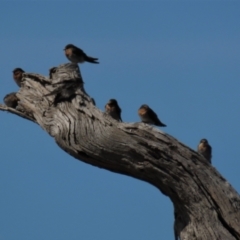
xmin=1 ymin=63 xmax=240 ymax=240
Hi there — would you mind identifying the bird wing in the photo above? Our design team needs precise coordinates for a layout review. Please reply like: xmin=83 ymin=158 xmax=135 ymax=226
xmin=117 ymin=106 xmax=122 ymax=121
xmin=72 ymin=46 xmax=85 ymax=56
xmin=207 ymin=145 xmax=212 ymax=157
xmin=148 ymin=107 xmax=158 ymax=121
xmin=149 ymin=108 xmax=166 ymax=126
xmin=209 ymin=145 xmax=212 ymax=152
xmin=117 ymin=105 xmax=122 ymax=114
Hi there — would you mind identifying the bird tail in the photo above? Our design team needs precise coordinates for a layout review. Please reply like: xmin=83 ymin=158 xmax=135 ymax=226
xmin=157 ymin=121 xmax=167 ymax=127
xmin=86 ymin=56 xmax=99 ymax=64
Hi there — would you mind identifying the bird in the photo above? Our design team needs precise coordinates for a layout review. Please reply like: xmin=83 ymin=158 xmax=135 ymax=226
xmin=3 ymin=92 xmax=19 ymax=108
xmin=197 ymin=139 xmax=212 ymax=163
xmin=12 ymin=68 xmax=25 ymax=87
xmin=138 ymin=104 xmax=166 ymax=127
xmin=64 ymin=44 xmax=99 ymax=64
xmin=105 ymin=99 xmax=122 ymax=122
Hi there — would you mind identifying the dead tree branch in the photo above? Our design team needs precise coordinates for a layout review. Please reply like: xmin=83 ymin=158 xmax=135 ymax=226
xmin=1 ymin=63 xmax=240 ymax=240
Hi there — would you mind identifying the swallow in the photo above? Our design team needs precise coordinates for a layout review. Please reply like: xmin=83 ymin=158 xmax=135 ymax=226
xmin=138 ymin=104 xmax=166 ymax=127
xmin=105 ymin=99 xmax=122 ymax=122
xmin=197 ymin=139 xmax=212 ymax=163
xmin=3 ymin=92 xmax=19 ymax=108
xmin=64 ymin=44 xmax=99 ymax=64
xmin=13 ymin=68 xmax=25 ymax=87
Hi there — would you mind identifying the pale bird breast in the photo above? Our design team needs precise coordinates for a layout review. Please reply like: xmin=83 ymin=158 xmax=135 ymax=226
xmin=198 ymin=143 xmax=207 ymax=152
xmin=198 ymin=143 xmax=203 ymax=150
xmin=138 ymin=108 xmax=147 ymax=116
xmin=65 ymin=48 xmax=72 ymax=57
xmin=105 ymin=104 xmax=111 ymax=113
xmin=13 ymin=73 xmax=22 ymax=87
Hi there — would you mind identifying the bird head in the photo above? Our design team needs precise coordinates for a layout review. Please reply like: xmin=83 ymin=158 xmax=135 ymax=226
xmin=108 ymin=99 xmax=118 ymax=106
xmin=200 ymin=139 xmax=208 ymax=144
xmin=13 ymin=68 xmax=25 ymax=74
xmin=64 ymin=44 xmax=75 ymax=50
xmin=140 ymin=104 xmax=149 ymax=110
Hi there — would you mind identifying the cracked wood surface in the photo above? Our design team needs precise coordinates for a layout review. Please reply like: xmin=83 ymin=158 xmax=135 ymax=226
xmin=1 ymin=63 xmax=240 ymax=240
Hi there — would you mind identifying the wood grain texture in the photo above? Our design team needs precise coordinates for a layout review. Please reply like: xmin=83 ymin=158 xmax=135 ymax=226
xmin=1 ymin=63 xmax=240 ymax=240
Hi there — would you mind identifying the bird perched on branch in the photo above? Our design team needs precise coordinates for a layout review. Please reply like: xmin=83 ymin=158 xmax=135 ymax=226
xmin=13 ymin=68 xmax=25 ymax=87
xmin=64 ymin=44 xmax=99 ymax=64
xmin=138 ymin=104 xmax=166 ymax=127
xmin=3 ymin=92 xmax=19 ymax=108
xmin=105 ymin=99 xmax=122 ymax=122
xmin=197 ymin=139 xmax=212 ymax=163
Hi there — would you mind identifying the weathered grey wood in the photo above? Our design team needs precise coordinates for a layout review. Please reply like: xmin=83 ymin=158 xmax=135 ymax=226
xmin=1 ymin=63 xmax=240 ymax=240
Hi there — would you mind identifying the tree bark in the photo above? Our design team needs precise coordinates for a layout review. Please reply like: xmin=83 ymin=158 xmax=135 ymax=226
xmin=1 ymin=63 xmax=240 ymax=240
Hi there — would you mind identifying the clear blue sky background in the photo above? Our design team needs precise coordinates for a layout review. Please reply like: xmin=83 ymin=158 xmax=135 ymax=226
xmin=0 ymin=1 xmax=239 ymax=239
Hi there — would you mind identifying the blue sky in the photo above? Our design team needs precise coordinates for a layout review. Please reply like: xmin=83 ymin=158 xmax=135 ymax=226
xmin=0 ymin=1 xmax=239 ymax=239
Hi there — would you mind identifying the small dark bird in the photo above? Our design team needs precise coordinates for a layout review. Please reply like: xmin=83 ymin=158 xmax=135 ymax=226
xmin=13 ymin=68 xmax=25 ymax=87
xmin=64 ymin=44 xmax=99 ymax=64
xmin=3 ymin=92 xmax=19 ymax=108
xmin=138 ymin=104 xmax=166 ymax=127
xmin=105 ymin=99 xmax=122 ymax=122
xmin=197 ymin=139 xmax=212 ymax=163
